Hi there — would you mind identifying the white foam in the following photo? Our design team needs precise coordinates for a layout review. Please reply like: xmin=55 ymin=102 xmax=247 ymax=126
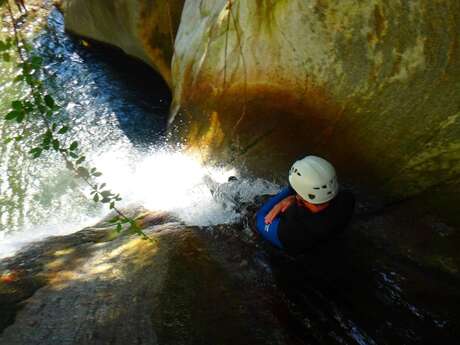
xmin=0 ymin=144 xmax=280 ymax=259
xmin=92 ymin=145 xmax=279 ymax=226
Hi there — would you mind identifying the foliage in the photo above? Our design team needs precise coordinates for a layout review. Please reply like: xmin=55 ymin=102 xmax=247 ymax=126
xmin=1 ymin=2 xmax=149 ymax=240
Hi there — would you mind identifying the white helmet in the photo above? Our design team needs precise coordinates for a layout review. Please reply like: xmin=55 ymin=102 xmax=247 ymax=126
xmin=288 ymin=155 xmax=339 ymax=204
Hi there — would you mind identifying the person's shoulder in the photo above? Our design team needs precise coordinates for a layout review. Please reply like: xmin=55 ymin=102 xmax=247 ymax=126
xmin=333 ymin=190 xmax=356 ymax=212
xmin=283 ymin=201 xmax=305 ymax=218
xmin=337 ymin=190 xmax=355 ymax=203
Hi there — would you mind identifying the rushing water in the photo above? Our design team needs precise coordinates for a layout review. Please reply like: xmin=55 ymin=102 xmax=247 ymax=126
xmin=0 ymin=9 xmax=279 ymax=258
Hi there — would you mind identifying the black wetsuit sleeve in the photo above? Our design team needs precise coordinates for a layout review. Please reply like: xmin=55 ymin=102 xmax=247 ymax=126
xmin=278 ymin=205 xmax=316 ymax=255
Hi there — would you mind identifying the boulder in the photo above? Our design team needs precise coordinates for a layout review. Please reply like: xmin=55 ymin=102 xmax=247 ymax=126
xmin=170 ymin=0 xmax=460 ymax=222
xmin=1 ymin=205 xmax=460 ymax=344
xmin=0 ymin=210 xmax=286 ymax=345
xmin=61 ymin=0 xmax=185 ymax=87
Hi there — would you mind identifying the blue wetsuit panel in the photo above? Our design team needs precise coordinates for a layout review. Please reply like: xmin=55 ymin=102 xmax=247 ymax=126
xmin=256 ymin=187 xmax=295 ymax=249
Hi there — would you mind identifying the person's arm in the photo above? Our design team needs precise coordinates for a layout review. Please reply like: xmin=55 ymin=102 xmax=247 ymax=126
xmin=264 ymin=195 xmax=296 ymax=224
xmin=258 ymin=186 xmax=295 ymax=214
xmin=258 ymin=186 xmax=296 ymax=224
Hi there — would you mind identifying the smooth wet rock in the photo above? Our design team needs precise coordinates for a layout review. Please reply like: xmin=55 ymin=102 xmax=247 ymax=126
xmin=1 ymin=203 xmax=460 ymax=344
xmin=0 ymin=210 xmax=286 ymax=345
xmin=171 ymin=0 xmax=460 ymax=219
xmin=61 ymin=0 xmax=185 ymax=87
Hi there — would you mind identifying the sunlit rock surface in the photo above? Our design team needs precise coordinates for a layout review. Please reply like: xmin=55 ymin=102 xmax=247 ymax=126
xmin=0 ymin=209 xmax=286 ymax=345
xmin=1 ymin=205 xmax=459 ymax=344
xmin=61 ymin=0 xmax=184 ymax=87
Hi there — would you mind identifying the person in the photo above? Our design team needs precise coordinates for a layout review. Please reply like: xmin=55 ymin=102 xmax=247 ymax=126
xmin=255 ymin=155 xmax=355 ymax=255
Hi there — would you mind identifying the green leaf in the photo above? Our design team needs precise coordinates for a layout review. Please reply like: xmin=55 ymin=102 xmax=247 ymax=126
xmin=32 ymin=92 xmax=42 ymax=103
xmin=24 ymin=43 xmax=33 ymax=52
xmin=31 ymin=56 xmax=43 ymax=67
xmin=12 ymin=101 xmax=22 ymax=111
xmin=51 ymin=123 xmax=57 ymax=131
xmin=25 ymin=75 xmax=35 ymax=86
xmin=52 ymin=139 xmax=60 ymax=151
xmin=109 ymin=202 xmax=115 ymax=209
xmin=14 ymin=75 xmax=24 ymax=83
xmin=24 ymin=102 xmax=34 ymax=113
xmin=100 ymin=183 xmax=106 ymax=189
xmin=101 ymin=191 xmax=112 ymax=198
xmin=69 ymin=141 xmax=78 ymax=151
xmin=44 ymin=95 xmax=55 ymax=109
xmin=116 ymin=223 xmax=122 ymax=232
xmin=58 ymin=126 xmax=69 ymax=134
xmin=29 ymin=147 xmax=42 ymax=159
xmin=129 ymin=222 xmax=140 ymax=232
xmin=69 ymin=152 xmax=79 ymax=159
xmin=101 ymin=198 xmax=111 ymax=203
xmin=4 ymin=138 xmax=13 ymax=144
xmin=3 ymin=53 xmax=10 ymax=62
xmin=15 ymin=112 xmax=25 ymax=123
xmin=76 ymin=156 xmax=85 ymax=165
xmin=5 ymin=111 xmax=19 ymax=120
xmin=108 ymin=217 xmax=119 ymax=223
xmin=42 ymin=130 xmax=52 ymax=146
xmin=93 ymin=194 xmax=99 ymax=202
xmin=93 ymin=172 xmax=102 ymax=177
xmin=77 ymin=167 xmax=90 ymax=178
xmin=14 ymin=136 xmax=23 ymax=142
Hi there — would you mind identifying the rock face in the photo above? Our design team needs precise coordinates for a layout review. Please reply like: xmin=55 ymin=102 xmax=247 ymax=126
xmin=61 ymin=0 xmax=184 ymax=87
xmin=171 ymin=0 xmax=460 ymax=219
xmin=61 ymin=0 xmax=460 ymax=222
xmin=0 ymin=210 xmax=286 ymax=345
xmin=2 ymin=205 xmax=460 ymax=344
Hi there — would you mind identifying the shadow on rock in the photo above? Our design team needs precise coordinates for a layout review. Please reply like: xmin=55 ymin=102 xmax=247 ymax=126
xmin=0 ymin=208 xmax=286 ymax=345
xmin=1 ymin=201 xmax=460 ymax=345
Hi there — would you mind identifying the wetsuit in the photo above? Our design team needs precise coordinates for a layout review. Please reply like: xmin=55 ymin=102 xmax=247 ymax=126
xmin=256 ymin=187 xmax=355 ymax=254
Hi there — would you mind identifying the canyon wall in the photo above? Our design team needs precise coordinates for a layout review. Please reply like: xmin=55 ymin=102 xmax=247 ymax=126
xmin=62 ymin=0 xmax=184 ymax=87
xmin=63 ymin=0 xmax=460 ymax=221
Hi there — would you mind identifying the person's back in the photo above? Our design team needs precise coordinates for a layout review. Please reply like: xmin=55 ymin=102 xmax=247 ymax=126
xmin=278 ymin=190 xmax=355 ymax=254
xmin=255 ymin=155 xmax=355 ymax=255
